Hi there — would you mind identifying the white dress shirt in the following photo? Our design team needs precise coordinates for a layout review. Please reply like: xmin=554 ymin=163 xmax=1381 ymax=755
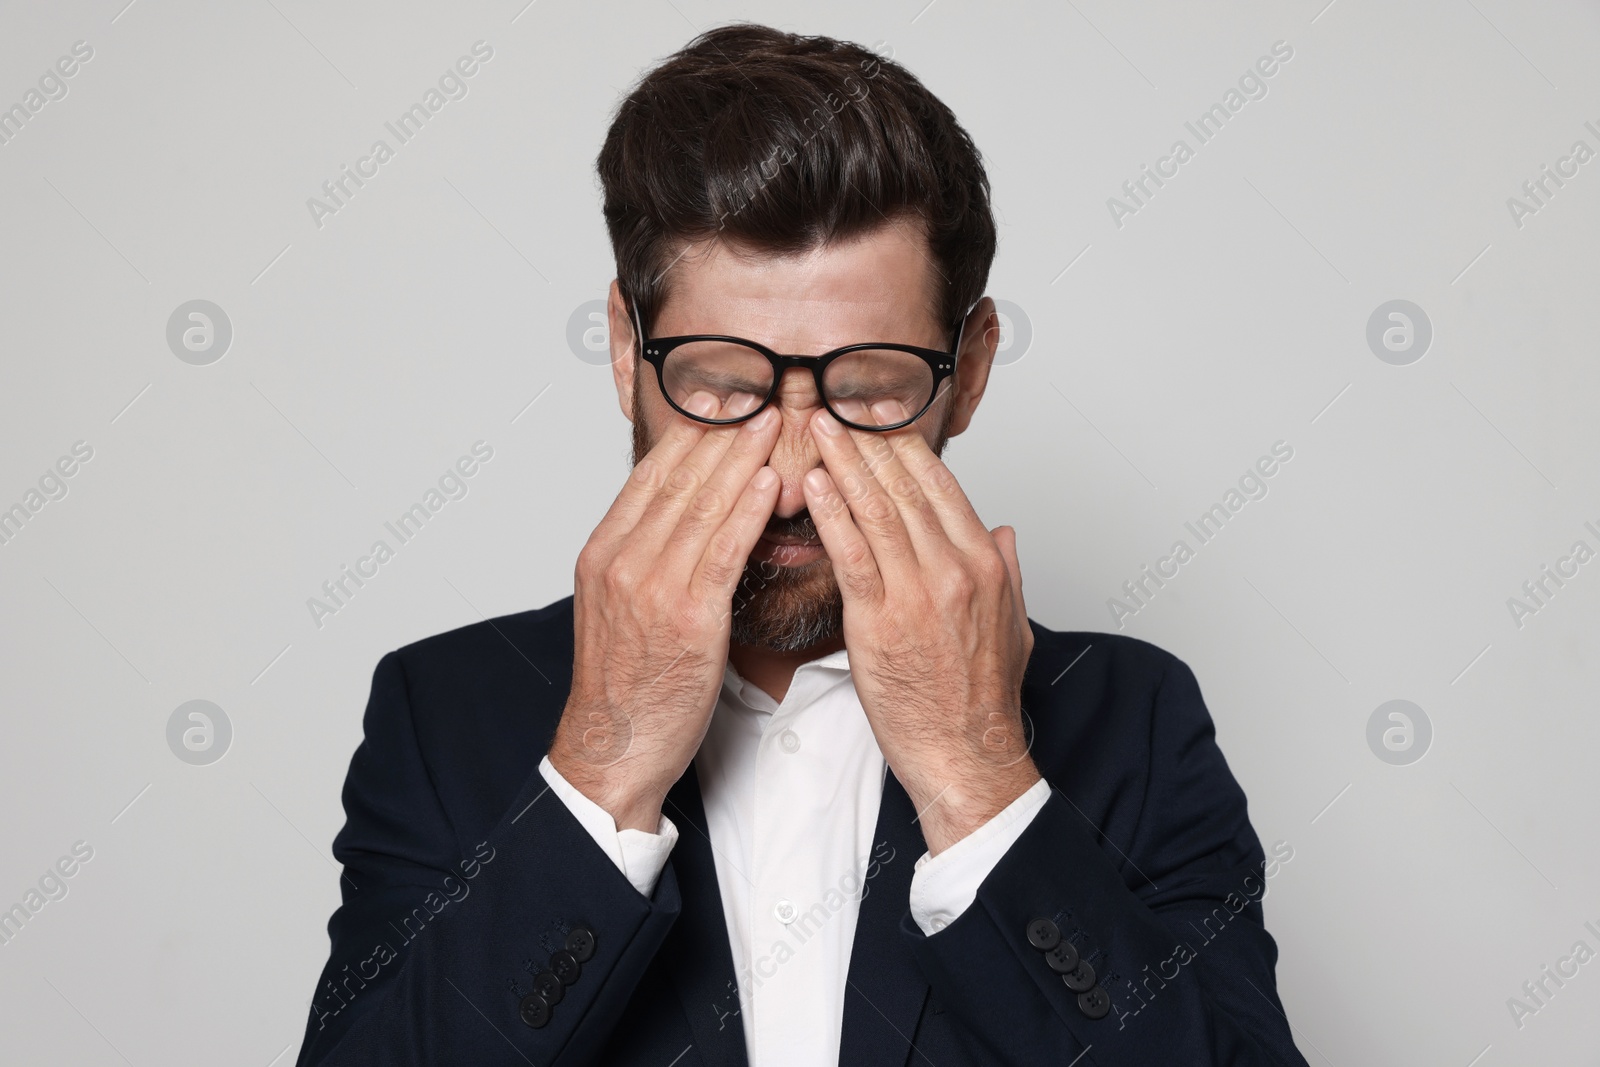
xmin=539 ymin=647 xmax=1050 ymax=1066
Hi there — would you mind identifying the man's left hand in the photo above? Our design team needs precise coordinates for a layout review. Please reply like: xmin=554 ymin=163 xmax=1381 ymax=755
xmin=802 ymin=400 xmax=1041 ymax=856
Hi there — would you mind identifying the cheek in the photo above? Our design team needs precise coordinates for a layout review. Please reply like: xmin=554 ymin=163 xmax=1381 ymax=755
xmin=922 ymin=401 xmax=954 ymax=455
xmin=631 ymin=393 xmax=668 ymax=464
xmin=632 ymin=372 xmax=677 ymax=435
xmin=628 ymin=360 xmax=654 ymax=419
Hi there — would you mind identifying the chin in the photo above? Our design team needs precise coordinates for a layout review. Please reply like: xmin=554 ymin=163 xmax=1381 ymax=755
xmin=728 ymin=560 xmax=843 ymax=653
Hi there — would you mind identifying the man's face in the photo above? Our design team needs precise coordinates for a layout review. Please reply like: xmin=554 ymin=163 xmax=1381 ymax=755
xmin=609 ymin=221 xmax=993 ymax=654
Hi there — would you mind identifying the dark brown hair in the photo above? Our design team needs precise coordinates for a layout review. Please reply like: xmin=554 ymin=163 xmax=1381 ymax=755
xmin=596 ymin=23 xmax=997 ymax=341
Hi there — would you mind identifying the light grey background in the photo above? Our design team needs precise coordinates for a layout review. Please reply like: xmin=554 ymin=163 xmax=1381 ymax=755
xmin=2 ymin=1 xmax=1597 ymax=1064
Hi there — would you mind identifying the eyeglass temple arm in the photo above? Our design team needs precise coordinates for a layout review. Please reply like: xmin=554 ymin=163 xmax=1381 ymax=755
xmin=628 ymin=294 xmax=648 ymax=356
xmin=950 ymin=298 xmax=983 ymax=358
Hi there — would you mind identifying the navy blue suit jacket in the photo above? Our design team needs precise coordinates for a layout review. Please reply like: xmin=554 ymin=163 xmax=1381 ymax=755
xmin=295 ymin=595 xmax=1309 ymax=1065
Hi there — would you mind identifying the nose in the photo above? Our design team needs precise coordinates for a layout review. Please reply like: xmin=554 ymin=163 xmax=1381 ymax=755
xmin=764 ymin=368 xmax=828 ymax=520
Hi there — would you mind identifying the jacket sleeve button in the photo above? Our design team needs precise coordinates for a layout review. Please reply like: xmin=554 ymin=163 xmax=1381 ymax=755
xmin=1026 ymin=918 xmax=1060 ymax=951
xmin=1061 ymin=958 xmax=1097 ymax=993
xmin=1044 ymin=941 xmax=1080 ymax=974
xmin=565 ymin=926 xmax=596 ymax=963
xmin=1077 ymin=986 xmax=1111 ymax=1020
xmin=531 ymin=969 xmax=564 ymax=1005
xmin=519 ymin=993 xmax=551 ymax=1028
xmin=550 ymin=948 xmax=582 ymax=986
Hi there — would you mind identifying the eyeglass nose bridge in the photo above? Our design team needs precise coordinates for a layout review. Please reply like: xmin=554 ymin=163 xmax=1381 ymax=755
xmin=763 ymin=354 xmax=857 ymax=427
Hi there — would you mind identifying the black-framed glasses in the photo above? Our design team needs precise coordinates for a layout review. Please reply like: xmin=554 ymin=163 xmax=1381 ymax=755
xmin=630 ymin=297 xmax=973 ymax=432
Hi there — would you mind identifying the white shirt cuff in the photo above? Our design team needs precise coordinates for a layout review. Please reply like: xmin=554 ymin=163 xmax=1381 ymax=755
xmin=539 ymin=754 xmax=678 ymax=898
xmin=908 ymin=776 xmax=1050 ymax=936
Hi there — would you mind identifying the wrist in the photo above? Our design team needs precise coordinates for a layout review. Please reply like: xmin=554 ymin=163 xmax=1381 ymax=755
xmin=548 ymin=726 xmax=667 ymax=834
xmin=911 ymin=757 xmax=1041 ymax=856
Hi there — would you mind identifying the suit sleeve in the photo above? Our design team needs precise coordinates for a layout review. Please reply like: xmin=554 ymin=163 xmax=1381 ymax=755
xmin=908 ymin=777 xmax=1049 ymax=934
xmin=900 ymin=655 xmax=1310 ymax=1066
xmin=294 ymin=651 xmax=682 ymax=1067
xmin=538 ymin=754 xmax=679 ymax=898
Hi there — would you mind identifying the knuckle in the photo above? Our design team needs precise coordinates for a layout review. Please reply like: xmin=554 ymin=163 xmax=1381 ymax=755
xmin=707 ymin=526 xmax=743 ymax=564
xmin=631 ymin=456 xmax=665 ymax=489
xmin=843 ymin=569 xmax=877 ymax=599
xmin=689 ymin=485 xmax=727 ymax=519
xmin=888 ymin=473 xmax=920 ymax=500
xmin=981 ymin=551 xmax=1012 ymax=584
xmin=941 ymin=569 xmax=976 ymax=599
xmin=674 ymin=520 xmax=710 ymax=549
xmin=666 ymin=463 xmax=700 ymax=494
xmin=575 ymin=544 xmax=602 ymax=582
xmin=700 ymin=550 xmax=738 ymax=589
xmin=861 ymin=492 xmax=896 ymax=524
xmin=841 ymin=539 xmax=874 ymax=571
xmin=925 ymin=462 xmax=959 ymax=496
xmin=968 ymin=551 xmax=997 ymax=579
xmin=605 ymin=556 xmax=642 ymax=595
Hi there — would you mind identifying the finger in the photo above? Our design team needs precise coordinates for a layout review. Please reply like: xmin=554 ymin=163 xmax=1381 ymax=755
xmin=692 ymin=464 xmax=782 ymax=600
xmin=994 ymin=524 xmax=1035 ymax=662
xmin=848 ymin=399 xmax=952 ymax=558
xmin=625 ymin=393 xmax=763 ymax=552
xmin=872 ymin=397 xmax=993 ymax=554
xmin=993 ymin=524 xmax=1026 ymax=618
xmin=808 ymin=408 xmax=920 ymax=580
xmin=590 ymin=391 xmax=722 ymax=547
xmin=660 ymin=404 xmax=784 ymax=575
xmin=802 ymin=466 xmax=883 ymax=605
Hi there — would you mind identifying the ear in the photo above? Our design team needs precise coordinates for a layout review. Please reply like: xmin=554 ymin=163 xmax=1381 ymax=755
xmin=944 ymin=296 xmax=998 ymax=438
xmin=607 ymin=279 xmax=639 ymax=422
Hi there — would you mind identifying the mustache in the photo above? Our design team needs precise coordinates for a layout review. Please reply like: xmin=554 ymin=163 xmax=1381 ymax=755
xmin=764 ymin=509 xmax=818 ymax=541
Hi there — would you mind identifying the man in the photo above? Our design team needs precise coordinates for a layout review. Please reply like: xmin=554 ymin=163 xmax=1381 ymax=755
xmin=295 ymin=23 xmax=1309 ymax=1067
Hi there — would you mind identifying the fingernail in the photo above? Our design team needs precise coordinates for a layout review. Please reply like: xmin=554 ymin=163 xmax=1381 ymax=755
xmin=813 ymin=411 xmax=841 ymax=436
xmin=754 ymin=466 xmax=778 ymax=488
xmin=685 ymin=391 xmax=717 ymax=417
xmin=804 ymin=469 xmax=829 ymax=493
xmin=832 ymin=399 xmax=867 ymax=424
xmin=871 ymin=399 xmax=904 ymax=423
xmin=747 ymin=407 xmax=778 ymax=432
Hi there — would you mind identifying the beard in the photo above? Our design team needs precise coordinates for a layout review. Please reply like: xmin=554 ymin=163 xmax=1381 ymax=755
xmin=631 ymin=375 xmax=952 ymax=653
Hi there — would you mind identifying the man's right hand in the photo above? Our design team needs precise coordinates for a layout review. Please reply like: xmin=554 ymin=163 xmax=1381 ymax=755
xmin=547 ymin=391 xmax=782 ymax=832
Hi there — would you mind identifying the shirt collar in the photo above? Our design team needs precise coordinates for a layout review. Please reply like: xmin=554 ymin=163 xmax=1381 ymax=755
xmin=721 ymin=646 xmax=851 ymax=711
xmin=810 ymin=647 xmax=850 ymax=671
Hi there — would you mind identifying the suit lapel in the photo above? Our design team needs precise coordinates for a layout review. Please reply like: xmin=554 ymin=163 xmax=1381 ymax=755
xmin=661 ymin=761 xmax=750 ymax=1067
xmin=838 ymin=768 xmax=931 ymax=1067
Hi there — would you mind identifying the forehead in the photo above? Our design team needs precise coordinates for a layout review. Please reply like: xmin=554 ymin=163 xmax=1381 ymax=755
xmin=652 ymin=219 xmax=944 ymax=349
